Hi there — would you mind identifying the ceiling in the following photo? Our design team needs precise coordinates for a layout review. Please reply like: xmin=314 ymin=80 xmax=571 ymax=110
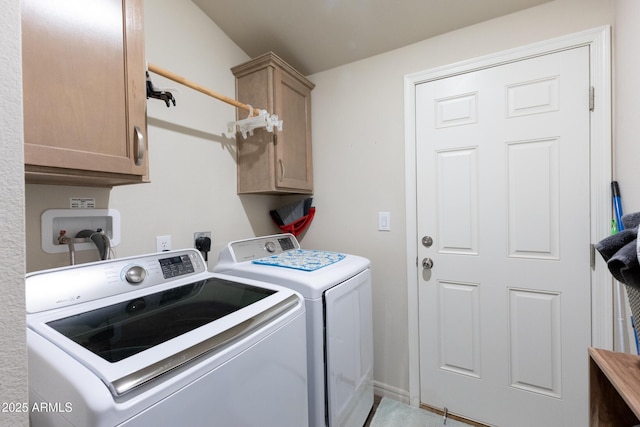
xmin=192 ymin=0 xmax=552 ymax=75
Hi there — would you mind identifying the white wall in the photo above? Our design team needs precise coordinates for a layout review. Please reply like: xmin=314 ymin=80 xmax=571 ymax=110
xmin=303 ymin=0 xmax=614 ymax=400
xmin=613 ymin=0 xmax=640 ymax=211
xmin=25 ymin=0 xmax=286 ymax=272
xmin=0 ymin=0 xmax=28 ymax=425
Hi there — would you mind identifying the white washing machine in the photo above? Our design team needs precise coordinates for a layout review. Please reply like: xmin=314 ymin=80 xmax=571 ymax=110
xmin=26 ymin=249 xmax=308 ymax=427
xmin=214 ymin=233 xmax=374 ymax=427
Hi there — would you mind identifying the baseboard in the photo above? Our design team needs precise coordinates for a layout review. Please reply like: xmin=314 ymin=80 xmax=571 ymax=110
xmin=373 ymin=381 xmax=410 ymax=405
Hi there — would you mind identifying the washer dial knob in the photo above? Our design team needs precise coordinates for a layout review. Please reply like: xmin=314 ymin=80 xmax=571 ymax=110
xmin=265 ymin=241 xmax=277 ymax=253
xmin=124 ymin=265 xmax=146 ymax=284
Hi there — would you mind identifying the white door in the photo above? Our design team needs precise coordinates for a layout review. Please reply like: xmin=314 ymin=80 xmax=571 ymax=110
xmin=416 ymin=46 xmax=591 ymax=426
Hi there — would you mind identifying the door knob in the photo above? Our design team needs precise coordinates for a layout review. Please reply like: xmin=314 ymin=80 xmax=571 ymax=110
xmin=422 ymin=257 xmax=434 ymax=270
xmin=422 ymin=236 xmax=433 ymax=247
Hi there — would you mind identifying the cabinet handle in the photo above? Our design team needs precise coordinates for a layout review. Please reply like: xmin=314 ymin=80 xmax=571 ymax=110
xmin=133 ymin=126 xmax=145 ymax=166
xmin=279 ymin=159 xmax=285 ymax=182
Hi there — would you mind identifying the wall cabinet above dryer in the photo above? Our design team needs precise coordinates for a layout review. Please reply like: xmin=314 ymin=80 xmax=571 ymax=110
xmin=22 ymin=0 xmax=148 ymax=187
xmin=232 ymin=52 xmax=315 ymax=194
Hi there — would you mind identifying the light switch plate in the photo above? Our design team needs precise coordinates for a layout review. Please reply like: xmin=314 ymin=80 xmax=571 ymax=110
xmin=378 ymin=212 xmax=391 ymax=231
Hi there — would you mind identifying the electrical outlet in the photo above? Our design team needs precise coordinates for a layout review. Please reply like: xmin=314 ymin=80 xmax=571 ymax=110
xmin=194 ymin=232 xmax=212 ymax=262
xmin=194 ymin=231 xmax=212 ymax=244
xmin=156 ymin=235 xmax=172 ymax=252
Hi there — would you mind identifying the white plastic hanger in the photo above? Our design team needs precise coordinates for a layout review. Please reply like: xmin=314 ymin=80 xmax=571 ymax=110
xmin=227 ymin=105 xmax=283 ymax=138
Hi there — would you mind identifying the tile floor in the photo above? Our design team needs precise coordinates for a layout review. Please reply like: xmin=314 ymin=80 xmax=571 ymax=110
xmin=364 ymin=396 xmax=480 ymax=427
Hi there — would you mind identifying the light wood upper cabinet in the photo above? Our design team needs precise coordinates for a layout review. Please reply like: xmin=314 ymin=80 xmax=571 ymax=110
xmin=232 ymin=52 xmax=314 ymax=194
xmin=22 ymin=0 xmax=148 ymax=187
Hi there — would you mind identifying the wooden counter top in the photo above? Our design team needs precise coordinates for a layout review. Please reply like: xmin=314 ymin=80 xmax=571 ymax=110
xmin=589 ymin=347 xmax=640 ymax=426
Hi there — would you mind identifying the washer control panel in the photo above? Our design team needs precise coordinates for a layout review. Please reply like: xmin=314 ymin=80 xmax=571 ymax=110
xmin=159 ymin=254 xmax=196 ymax=279
xmin=225 ymin=233 xmax=300 ymax=262
xmin=26 ymin=249 xmax=207 ymax=313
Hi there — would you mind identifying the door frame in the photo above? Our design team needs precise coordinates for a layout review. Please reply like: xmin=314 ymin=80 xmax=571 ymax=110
xmin=404 ymin=26 xmax=612 ymax=408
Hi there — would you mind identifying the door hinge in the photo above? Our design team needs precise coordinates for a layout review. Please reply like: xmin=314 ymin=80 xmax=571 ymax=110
xmin=590 ymin=243 xmax=596 ymax=269
xmin=589 ymin=86 xmax=595 ymax=112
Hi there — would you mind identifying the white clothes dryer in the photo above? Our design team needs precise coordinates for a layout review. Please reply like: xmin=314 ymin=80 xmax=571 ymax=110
xmin=214 ymin=233 xmax=374 ymax=427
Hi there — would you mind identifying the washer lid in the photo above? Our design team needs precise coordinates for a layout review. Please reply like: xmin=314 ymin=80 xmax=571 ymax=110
xmin=27 ymin=274 xmax=302 ymax=397
xmin=46 ymin=278 xmax=276 ymax=364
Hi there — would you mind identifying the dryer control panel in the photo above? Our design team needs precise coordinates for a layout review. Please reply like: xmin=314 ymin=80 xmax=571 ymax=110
xmin=221 ymin=233 xmax=300 ymax=262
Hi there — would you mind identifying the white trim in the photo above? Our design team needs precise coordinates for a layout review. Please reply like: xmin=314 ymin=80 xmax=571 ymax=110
xmin=373 ymin=381 xmax=411 ymax=405
xmin=404 ymin=26 xmax=612 ymax=408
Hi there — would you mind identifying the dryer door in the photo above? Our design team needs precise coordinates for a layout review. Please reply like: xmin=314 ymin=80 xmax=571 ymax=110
xmin=324 ymin=269 xmax=373 ymax=427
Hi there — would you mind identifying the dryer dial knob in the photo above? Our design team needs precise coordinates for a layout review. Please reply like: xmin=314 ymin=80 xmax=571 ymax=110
xmin=125 ymin=266 xmax=146 ymax=284
xmin=265 ymin=241 xmax=277 ymax=253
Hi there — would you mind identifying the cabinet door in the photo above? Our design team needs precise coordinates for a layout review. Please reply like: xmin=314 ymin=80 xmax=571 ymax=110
xmin=274 ymin=69 xmax=313 ymax=192
xmin=22 ymin=0 xmax=147 ymax=186
xmin=235 ymin=66 xmax=276 ymax=194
